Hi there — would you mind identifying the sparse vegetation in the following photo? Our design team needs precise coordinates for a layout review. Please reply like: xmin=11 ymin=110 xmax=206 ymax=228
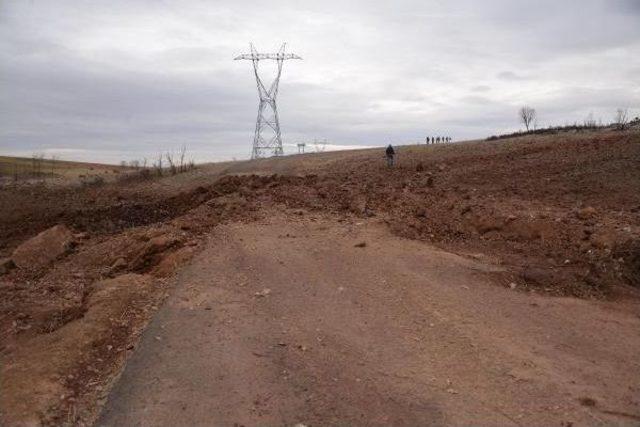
xmin=614 ymin=108 xmax=629 ymax=130
xmin=118 ymin=146 xmax=195 ymax=183
xmin=485 ymin=112 xmax=638 ymax=141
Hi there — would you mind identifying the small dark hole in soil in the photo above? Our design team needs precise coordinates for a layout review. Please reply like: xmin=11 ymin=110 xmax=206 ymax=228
xmin=579 ymin=397 xmax=597 ymax=407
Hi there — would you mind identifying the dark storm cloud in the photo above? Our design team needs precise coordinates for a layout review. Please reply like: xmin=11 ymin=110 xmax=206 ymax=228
xmin=0 ymin=0 xmax=638 ymax=162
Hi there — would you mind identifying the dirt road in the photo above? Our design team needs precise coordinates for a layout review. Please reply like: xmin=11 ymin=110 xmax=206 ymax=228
xmin=97 ymin=209 xmax=640 ymax=426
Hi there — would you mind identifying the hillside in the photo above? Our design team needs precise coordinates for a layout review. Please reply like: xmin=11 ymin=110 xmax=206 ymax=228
xmin=1 ymin=129 xmax=639 ymax=425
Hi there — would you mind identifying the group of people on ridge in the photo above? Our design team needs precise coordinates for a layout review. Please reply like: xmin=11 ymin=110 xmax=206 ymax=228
xmin=385 ymin=134 xmax=453 ymax=168
xmin=426 ymin=136 xmax=451 ymax=144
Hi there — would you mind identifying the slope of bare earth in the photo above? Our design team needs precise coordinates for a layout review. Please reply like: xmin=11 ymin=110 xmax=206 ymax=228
xmin=98 ymin=212 xmax=640 ymax=426
xmin=0 ymin=129 xmax=639 ymax=425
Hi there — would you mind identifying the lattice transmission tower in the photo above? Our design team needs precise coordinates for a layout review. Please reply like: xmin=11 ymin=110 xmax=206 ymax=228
xmin=235 ymin=43 xmax=302 ymax=159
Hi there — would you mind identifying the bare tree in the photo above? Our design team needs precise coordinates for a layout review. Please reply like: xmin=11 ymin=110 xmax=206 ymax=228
xmin=614 ymin=108 xmax=629 ymax=130
xmin=583 ymin=112 xmax=596 ymax=128
xmin=519 ymin=106 xmax=536 ymax=131
xmin=165 ymin=151 xmax=177 ymax=175
xmin=178 ymin=144 xmax=187 ymax=172
xmin=153 ymin=153 xmax=163 ymax=176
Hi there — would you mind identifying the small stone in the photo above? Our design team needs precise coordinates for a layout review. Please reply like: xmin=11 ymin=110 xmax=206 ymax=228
xmin=354 ymin=242 xmax=367 ymax=248
xmin=414 ymin=208 xmax=427 ymax=218
xmin=254 ymin=288 xmax=271 ymax=297
xmin=0 ymin=257 xmax=15 ymax=275
xmin=509 ymin=282 xmax=517 ymax=289
xmin=576 ymin=206 xmax=597 ymax=220
xmin=578 ymin=397 xmax=597 ymax=407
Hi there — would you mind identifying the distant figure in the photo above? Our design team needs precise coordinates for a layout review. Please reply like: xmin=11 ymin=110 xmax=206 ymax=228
xmin=436 ymin=137 xmax=440 ymax=143
xmin=426 ymin=136 xmax=430 ymax=145
xmin=385 ymin=144 xmax=395 ymax=167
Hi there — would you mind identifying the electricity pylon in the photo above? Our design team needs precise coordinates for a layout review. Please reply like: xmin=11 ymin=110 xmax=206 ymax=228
xmin=235 ymin=43 xmax=302 ymax=159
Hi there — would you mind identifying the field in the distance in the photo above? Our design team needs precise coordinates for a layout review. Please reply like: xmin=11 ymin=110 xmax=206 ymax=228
xmin=0 ymin=155 xmax=127 ymax=186
xmin=1 ymin=129 xmax=639 ymax=426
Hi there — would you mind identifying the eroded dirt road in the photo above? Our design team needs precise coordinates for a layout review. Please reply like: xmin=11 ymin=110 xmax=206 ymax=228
xmin=98 ymin=210 xmax=640 ymax=426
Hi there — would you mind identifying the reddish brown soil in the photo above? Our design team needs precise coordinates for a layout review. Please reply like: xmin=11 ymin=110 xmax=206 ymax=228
xmin=99 ymin=212 xmax=640 ymax=426
xmin=0 ymin=129 xmax=639 ymax=425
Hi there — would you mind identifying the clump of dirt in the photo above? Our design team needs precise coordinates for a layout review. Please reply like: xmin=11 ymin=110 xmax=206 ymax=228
xmin=255 ymin=131 xmax=640 ymax=298
xmin=0 ymin=178 xmax=262 ymax=425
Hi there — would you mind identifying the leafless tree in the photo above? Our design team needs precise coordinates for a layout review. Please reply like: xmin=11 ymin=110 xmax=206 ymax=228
xmin=614 ymin=108 xmax=629 ymax=130
xmin=165 ymin=151 xmax=177 ymax=175
xmin=519 ymin=106 xmax=536 ymax=131
xmin=178 ymin=144 xmax=187 ymax=172
xmin=129 ymin=159 xmax=140 ymax=170
xmin=153 ymin=153 xmax=163 ymax=176
xmin=583 ymin=112 xmax=597 ymax=128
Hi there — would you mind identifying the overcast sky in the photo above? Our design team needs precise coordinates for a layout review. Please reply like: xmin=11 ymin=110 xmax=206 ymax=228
xmin=1 ymin=0 xmax=639 ymax=163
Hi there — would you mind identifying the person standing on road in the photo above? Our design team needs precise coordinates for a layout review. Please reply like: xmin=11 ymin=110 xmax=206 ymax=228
xmin=385 ymin=144 xmax=395 ymax=167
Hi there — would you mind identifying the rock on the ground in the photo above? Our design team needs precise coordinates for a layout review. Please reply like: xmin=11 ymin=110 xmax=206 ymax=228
xmin=520 ymin=266 xmax=560 ymax=287
xmin=11 ymin=225 xmax=75 ymax=270
xmin=576 ymin=206 xmax=597 ymax=220
xmin=129 ymin=235 xmax=180 ymax=271
xmin=0 ymin=257 xmax=15 ymax=275
xmin=590 ymin=229 xmax=619 ymax=250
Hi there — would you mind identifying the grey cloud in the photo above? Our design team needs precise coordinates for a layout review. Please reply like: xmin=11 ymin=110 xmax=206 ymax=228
xmin=0 ymin=0 xmax=639 ymax=162
xmin=471 ymin=85 xmax=491 ymax=92
xmin=496 ymin=71 xmax=529 ymax=81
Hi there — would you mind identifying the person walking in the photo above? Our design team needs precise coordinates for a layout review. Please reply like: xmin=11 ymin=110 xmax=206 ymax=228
xmin=385 ymin=144 xmax=395 ymax=167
